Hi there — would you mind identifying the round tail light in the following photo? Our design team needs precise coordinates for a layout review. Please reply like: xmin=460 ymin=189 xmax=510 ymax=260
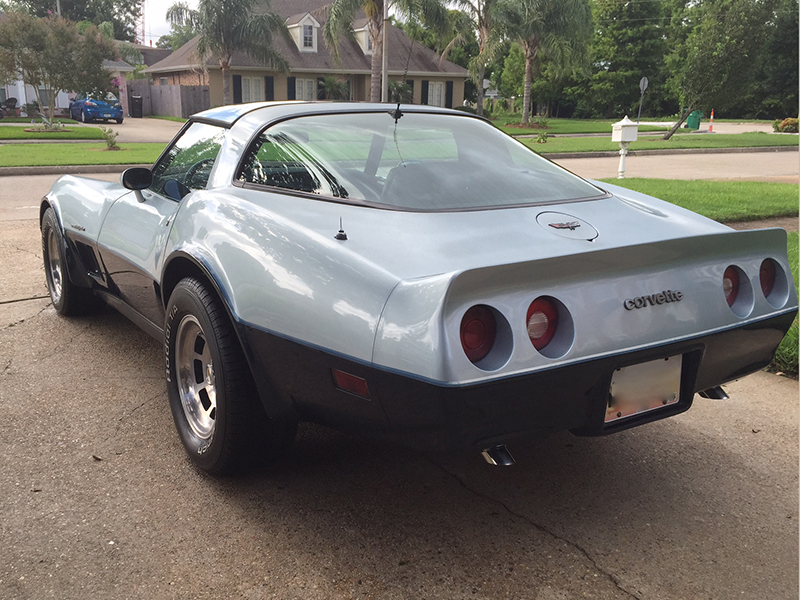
xmin=527 ymin=297 xmax=558 ymax=351
xmin=723 ymin=266 xmax=739 ymax=307
xmin=760 ymin=259 xmax=777 ymax=297
xmin=460 ymin=305 xmax=496 ymax=364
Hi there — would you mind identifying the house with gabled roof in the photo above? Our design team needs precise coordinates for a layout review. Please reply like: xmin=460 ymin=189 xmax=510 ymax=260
xmin=144 ymin=0 xmax=469 ymax=108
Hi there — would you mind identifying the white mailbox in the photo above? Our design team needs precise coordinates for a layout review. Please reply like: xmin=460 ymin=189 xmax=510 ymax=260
xmin=612 ymin=115 xmax=638 ymax=143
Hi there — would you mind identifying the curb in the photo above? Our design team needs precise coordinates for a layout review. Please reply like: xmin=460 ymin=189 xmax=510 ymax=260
xmin=539 ymin=146 xmax=799 ymax=160
xmin=0 ymin=164 xmax=150 ymax=176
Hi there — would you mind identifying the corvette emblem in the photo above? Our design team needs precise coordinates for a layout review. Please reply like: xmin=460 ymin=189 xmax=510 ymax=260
xmin=549 ymin=221 xmax=581 ymax=231
xmin=624 ymin=290 xmax=684 ymax=310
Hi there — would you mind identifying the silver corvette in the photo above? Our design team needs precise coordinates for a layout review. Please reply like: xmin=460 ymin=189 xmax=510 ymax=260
xmin=41 ymin=102 xmax=797 ymax=473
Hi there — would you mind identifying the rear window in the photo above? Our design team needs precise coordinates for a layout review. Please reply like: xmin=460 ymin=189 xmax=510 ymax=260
xmin=236 ymin=112 xmax=603 ymax=210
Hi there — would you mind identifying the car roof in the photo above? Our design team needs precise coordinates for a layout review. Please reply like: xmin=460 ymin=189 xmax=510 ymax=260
xmin=191 ymin=101 xmax=469 ymax=128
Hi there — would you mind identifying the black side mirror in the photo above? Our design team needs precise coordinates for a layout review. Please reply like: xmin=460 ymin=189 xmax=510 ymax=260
xmin=121 ymin=167 xmax=153 ymax=190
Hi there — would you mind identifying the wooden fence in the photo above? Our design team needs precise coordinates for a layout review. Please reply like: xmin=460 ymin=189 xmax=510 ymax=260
xmin=127 ymin=80 xmax=210 ymax=119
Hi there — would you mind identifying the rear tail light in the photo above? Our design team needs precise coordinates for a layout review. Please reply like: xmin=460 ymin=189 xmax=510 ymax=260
xmin=85 ymin=100 xmax=96 ymax=106
xmin=760 ymin=259 xmax=777 ymax=297
xmin=723 ymin=266 xmax=739 ymax=307
xmin=527 ymin=297 xmax=559 ymax=351
xmin=460 ymin=305 xmax=496 ymax=363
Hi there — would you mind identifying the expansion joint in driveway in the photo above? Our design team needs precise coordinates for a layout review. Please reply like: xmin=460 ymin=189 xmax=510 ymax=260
xmin=0 ymin=295 xmax=50 ymax=305
xmin=427 ymin=457 xmax=645 ymax=600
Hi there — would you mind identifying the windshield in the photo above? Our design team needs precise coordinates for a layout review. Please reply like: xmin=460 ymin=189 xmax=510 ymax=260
xmin=237 ymin=111 xmax=604 ymax=211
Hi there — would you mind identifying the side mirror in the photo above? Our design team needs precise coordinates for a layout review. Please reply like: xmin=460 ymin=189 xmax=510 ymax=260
xmin=121 ymin=167 xmax=152 ymax=191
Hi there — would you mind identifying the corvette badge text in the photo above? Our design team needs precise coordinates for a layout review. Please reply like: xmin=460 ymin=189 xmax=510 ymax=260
xmin=624 ymin=290 xmax=684 ymax=310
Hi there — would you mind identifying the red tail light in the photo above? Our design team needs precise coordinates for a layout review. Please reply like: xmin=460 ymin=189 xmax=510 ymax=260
xmin=460 ymin=305 xmax=496 ymax=363
xmin=723 ymin=266 xmax=739 ymax=307
xmin=527 ymin=297 xmax=558 ymax=351
xmin=760 ymin=259 xmax=776 ymax=297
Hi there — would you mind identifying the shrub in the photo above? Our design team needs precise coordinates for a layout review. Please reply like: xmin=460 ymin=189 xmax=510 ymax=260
xmin=535 ymin=132 xmax=548 ymax=144
xmin=453 ymin=105 xmax=476 ymax=114
xmin=99 ymin=126 xmax=120 ymax=150
xmin=533 ymin=116 xmax=550 ymax=129
xmin=776 ymin=117 xmax=799 ymax=133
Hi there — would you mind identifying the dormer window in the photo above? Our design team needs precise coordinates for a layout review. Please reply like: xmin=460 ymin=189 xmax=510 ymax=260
xmin=288 ymin=13 xmax=319 ymax=53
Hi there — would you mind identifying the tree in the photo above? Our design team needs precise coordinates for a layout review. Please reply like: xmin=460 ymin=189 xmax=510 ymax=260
xmin=323 ymin=0 xmax=447 ymax=103
xmin=576 ymin=0 xmax=669 ymax=118
xmin=0 ymin=11 xmax=114 ymax=123
xmin=398 ymin=10 xmax=479 ymax=102
xmin=663 ymin=0 xmax=777 ymax=138
xmin=319 ymin=75 xmax=350 ymax=100
xmin=494 ymin=0 xmax=592 ymax=124
xmin=157 ymin=22 xmax=198 ymax=51
xmin=167 ymin=0 xmax=290 ymax=106
xmin=440 ymin=0 xmax=498 ymax=116
xmin=5 ymin=0 xmax=142 ymax=41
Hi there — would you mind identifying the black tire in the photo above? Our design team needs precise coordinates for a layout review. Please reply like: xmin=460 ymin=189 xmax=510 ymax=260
xmin=41 ymin=207 xmax=100 ymax=316
xmin=80 ymin=109 xmax=90 ymax=123
xmin=165 ymin=277 xmax=295 ymax=475
xmin=115 ymin=118 xmax=123 ymax=124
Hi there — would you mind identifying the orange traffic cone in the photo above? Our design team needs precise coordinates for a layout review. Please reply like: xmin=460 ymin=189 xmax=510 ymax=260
xmin=709 ymin=109 xmax=714 ymax=133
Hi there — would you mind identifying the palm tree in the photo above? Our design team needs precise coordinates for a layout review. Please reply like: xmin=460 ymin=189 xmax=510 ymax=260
xmin=319 ymin=75 xmax=351 ymax=100
xmin=495 ymin=0 xmax=592 ymax=124
xmin=441 ymin=0 xmax=498 ymax=116
xmin=167 ymin=0 xmax=290 ymax=105
xmin=323 ymin=0 xmax=447 ymax=103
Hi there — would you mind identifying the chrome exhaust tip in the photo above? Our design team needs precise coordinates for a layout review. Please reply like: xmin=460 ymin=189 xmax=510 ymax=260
xmin=698 ymin=386 xmax=729 ymax=400
xmin=481 ymin=444 xmax=515 ymax=466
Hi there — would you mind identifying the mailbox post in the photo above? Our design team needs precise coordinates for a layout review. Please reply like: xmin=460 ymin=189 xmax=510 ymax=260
xmin=612 ymin=116 xmax=638 ymax=179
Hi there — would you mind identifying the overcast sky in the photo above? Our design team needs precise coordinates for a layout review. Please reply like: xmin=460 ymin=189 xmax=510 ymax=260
xmin=140 ymin=0 xmax=198 ymax=46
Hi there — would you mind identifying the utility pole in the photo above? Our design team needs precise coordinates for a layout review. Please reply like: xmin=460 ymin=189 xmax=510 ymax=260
xmin=381 ymin=1 xmax=389 ymax=102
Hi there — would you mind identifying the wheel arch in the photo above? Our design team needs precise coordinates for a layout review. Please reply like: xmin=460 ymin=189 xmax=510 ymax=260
xmin=161 ymin=251 xmax=298 ymax=424
xmin=40 ymin=197 xmax=96 ymax=290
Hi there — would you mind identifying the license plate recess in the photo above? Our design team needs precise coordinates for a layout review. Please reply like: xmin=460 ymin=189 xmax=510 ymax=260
xmin=606 ymin=355 xmax=682 ymax=424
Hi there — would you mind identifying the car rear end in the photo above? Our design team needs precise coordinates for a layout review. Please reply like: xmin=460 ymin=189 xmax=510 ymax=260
xmin=370 ymin=227 xmax=797 ymax=452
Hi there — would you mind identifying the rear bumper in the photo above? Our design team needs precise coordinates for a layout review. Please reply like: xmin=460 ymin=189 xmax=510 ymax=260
xmin=243 ymin=310 xmax=796 ymax=453
xmin=85 ymin=107 xmax=122 ymax=119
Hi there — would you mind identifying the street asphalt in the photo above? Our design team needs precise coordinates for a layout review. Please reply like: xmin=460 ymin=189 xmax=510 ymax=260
xmin=0 ymin=119 xmax=798 ymax=599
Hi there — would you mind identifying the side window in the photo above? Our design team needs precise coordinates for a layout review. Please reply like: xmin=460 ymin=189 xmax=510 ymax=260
xmin=150 ymin=122 xmax=226 ymax=200
xmin=238 ymin=131 xmax=345 ymax=198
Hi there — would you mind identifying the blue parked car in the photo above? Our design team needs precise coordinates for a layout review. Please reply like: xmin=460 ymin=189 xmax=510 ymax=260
xmin=69 ymin=92 xmax=123 ymax=124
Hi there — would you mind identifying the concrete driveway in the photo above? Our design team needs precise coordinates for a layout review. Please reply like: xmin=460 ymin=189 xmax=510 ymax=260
xmin=71 ymin=116 xmax=184 ymax=143
xmin=0 ymin=167 xmax=798 ymax=599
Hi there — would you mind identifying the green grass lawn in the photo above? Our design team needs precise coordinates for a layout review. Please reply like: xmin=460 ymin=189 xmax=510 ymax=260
xmin=773 ymin=232 xmax=798 ymax=377
xmin=523 ymin=132 xmax=798 ymax=154
xmin=494 ymin=117 xmax=669 ymax=135
xmin=150 ymin=115 xmax=188 ymax=123
xmin=0 ymin=125 xmax=104 ymax=140
xmin=0 ymin=142 xmax=165 ymax=166
xmin=0 ymin=117 xmax=79 ymax=124
xmin=599 ymin=178 xmax=799 ymax=222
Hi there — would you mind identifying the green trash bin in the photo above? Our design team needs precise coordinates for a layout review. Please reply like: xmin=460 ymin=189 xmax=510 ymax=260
xmin=685 ymin=110 xmax=703 ymax=130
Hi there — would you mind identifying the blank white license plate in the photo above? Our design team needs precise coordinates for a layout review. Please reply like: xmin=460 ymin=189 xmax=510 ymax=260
xmin=606 ymin=355 xmax=682 ymax=424
xmin=103 ymin=114 xmax=112 ymax=117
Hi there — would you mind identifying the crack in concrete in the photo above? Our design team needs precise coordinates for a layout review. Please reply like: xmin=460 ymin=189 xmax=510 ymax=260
xmin=0 ymin=295 xmax=49 ymax=305
xmin=117 ymin=390 xmax=163 ymax=425
xmin=12 ymin=245 xmax=41 ymax=260
xmin=427 ymin=457 xmax=643 ymax=600
xmin=1 ymin=301 xmax=50 ymax=331
xmin=2 ymin=358 xmax=11 ymax=374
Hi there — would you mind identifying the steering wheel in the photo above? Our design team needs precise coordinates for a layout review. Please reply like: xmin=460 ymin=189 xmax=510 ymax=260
xmin=184 ymin=159 xmax=215 ymax=190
